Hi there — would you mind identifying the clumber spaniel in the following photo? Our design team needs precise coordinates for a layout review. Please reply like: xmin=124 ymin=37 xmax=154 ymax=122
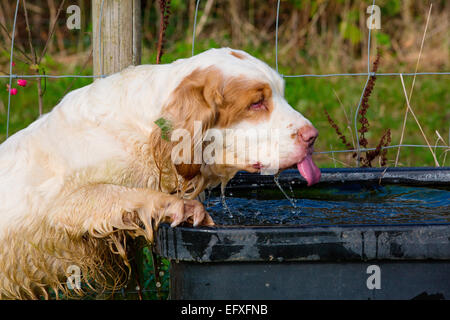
xmin=0 ymin=48 xmax=320 ymax=299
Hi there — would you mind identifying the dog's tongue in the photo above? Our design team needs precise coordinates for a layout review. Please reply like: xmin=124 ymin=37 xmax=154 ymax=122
xmin=297 ymin=155 xmax=321 ymax=186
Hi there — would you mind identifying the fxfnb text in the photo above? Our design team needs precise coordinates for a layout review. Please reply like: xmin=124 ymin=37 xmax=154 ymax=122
xmin=226 ymin=305 xmax=268 ymax=315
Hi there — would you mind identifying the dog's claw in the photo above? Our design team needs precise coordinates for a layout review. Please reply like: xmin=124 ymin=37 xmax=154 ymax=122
xmin=166 ymin=198 xmax=214 ymax=227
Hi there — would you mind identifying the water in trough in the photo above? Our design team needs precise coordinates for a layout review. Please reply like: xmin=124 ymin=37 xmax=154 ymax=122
xmin=206 ymin=182 xmax=450 ymax=226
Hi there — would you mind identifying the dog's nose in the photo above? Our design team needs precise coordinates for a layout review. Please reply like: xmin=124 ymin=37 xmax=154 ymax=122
xmin=298 ymin=125 xmax=318 ymax=147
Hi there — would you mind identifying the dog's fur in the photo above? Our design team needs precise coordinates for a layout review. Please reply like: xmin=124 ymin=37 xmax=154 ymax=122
xmin=0 ymin=48 xmax=317 ymax=299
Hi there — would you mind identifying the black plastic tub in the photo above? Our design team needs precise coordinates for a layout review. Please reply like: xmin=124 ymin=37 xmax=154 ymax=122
xmin=155 ymin=167 xmax=450 ymax=300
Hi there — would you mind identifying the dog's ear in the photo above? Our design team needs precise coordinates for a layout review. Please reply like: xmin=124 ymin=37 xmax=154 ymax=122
xmin=154 ymin=67 xmax=224 ymax=181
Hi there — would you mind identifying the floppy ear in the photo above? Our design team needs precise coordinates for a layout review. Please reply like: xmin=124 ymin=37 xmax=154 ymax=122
xmin=152 ymin=67 xmax=224 ymax=181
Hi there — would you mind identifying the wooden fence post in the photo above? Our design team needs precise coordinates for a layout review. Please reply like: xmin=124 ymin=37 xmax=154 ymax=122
xmin=92 ymin=0 xmax=141 ymax=77
xmin=92 ymin=0 xmax=143 ymax=299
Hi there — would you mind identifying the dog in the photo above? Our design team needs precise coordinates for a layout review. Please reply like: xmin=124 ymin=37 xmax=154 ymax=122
xmin=0 ymin=48 xmax=320 ymax=299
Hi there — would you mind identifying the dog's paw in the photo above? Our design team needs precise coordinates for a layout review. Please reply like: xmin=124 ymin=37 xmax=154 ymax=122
xmin=163 ymin=198 xmax=215 ymax=228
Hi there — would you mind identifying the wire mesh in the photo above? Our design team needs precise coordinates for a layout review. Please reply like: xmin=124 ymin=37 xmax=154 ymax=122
xmin=190 ymin=0 xmax=450 ymax=161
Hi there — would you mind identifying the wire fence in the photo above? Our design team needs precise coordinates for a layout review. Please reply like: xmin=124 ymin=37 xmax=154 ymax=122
xmin=0 ymin=0 xmax=448 ymax=301
xmin=2 ymin=0 xmax=450 ymax=154
xmin=193 ymin=0 xmax=450 ymax=165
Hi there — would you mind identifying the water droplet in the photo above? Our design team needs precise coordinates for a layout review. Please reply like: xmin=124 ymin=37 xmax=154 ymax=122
xmin=221 ymin=182 xmax=233 ymax=218
xmin=274 ymin=173 xmax=301 ymax=213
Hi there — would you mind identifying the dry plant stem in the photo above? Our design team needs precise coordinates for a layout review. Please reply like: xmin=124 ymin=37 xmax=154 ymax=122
xmin=399 ymin=74 xmax=439 ymax=167
xmin=353 ymin=50 xmax=381 ymax=166
xmin=36 ymin=73 xmax=43 ymax=115
xmin=362 ymin=129 xmax=391 ymax=167
xmin=47 ymin=0 xmax=65 ymax=54
xmin=0 ymin=21 xmax=32 ymax=63
xmin=324 ymin=108 xmax=353 ymax=151
xmin=22 ymin=0 xmax=35 ymax=62
xmin=357 ymin=51 xmax=381 ymax=151
xmin=330 ymin=144 xmax=337 ymax=168
xmin=328 ymin=49 xmax=388 ymax=168
xmin=59 ymin=50 xmax=93 ymax=101
xmin=395 ymin=3 xmax=432 ymax=167
xmin=323 ymin=154 xmax=351 ymax=167
xmin=333 ymin=89 xmax=356 ymax=163
xmin=0 ymin=42 xmax=30 ymax=65
xmin=195 ymin=0 xmax=214 ymax=37
xmin=156 ymin=0 xmax=171 ymax=64
xmin=434 ymin=130 xmax=449 ymax=165
xmin=38 ymin=0 xmax=65 ymax=64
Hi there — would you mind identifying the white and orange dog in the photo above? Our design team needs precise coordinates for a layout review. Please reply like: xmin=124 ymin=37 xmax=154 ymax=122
xmin=0 ymin=48 xmax=320 ymax=299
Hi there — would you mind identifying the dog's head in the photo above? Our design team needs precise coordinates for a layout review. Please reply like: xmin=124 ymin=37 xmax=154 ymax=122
xmin=152 ymin=48 xmax=320 ymax=190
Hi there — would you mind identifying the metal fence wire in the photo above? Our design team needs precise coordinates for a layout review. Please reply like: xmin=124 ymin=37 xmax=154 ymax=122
xmin=1 ymin=0 xmax=449 ymax=160
xmin=0 ymin=0 xmax=449 ymax=300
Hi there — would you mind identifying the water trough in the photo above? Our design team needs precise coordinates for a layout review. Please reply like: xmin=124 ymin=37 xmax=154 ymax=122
xmin=155 ymin=167 xmax=450 ymax=300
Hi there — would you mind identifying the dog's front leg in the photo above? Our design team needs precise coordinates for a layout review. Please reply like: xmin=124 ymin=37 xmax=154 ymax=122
xmin=55 ymin=184 xmax=214 ymax=242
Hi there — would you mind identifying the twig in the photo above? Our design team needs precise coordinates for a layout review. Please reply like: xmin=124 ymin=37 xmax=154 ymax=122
xmin=0 ymin=42 xmax=31 ymax=65
xmin=194 ymin=0 xmax=214 ymax=37
xmin=38 ymin=0 xmax=65 ymax=64
xmin=58 ymin=49 xmax=93 ymax=101
xmin=324 ymin=107 xmax=353 ymax=152
xmin=22 ymin=0 xmax=36 ymax=62
xmin=333 ymin=88 xmax=356 ymax=149
xmin=435 ymin=130 xmax=449 ymax=166
xmin=362 ymin=129 xmax=391 ymax=167
xmin=399 ymin=74 xmax=439 ymax=167
xmin=0 ymin=21 xmax=33 ymax=63
xmin=330 ymin=144 xmax=337 ymax=168
xmin=322 ymin=154 xmax=352 ymax=167
xmin=395 ymin=4 xmax=433 ymax=166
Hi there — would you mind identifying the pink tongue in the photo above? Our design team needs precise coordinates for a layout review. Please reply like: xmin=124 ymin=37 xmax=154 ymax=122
xmin=297 ymin=155 xmax=321 ymax=186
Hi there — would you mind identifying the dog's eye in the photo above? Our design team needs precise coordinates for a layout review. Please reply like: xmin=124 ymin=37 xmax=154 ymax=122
xmin=249 ymin=100 xmax=266 ymax=111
